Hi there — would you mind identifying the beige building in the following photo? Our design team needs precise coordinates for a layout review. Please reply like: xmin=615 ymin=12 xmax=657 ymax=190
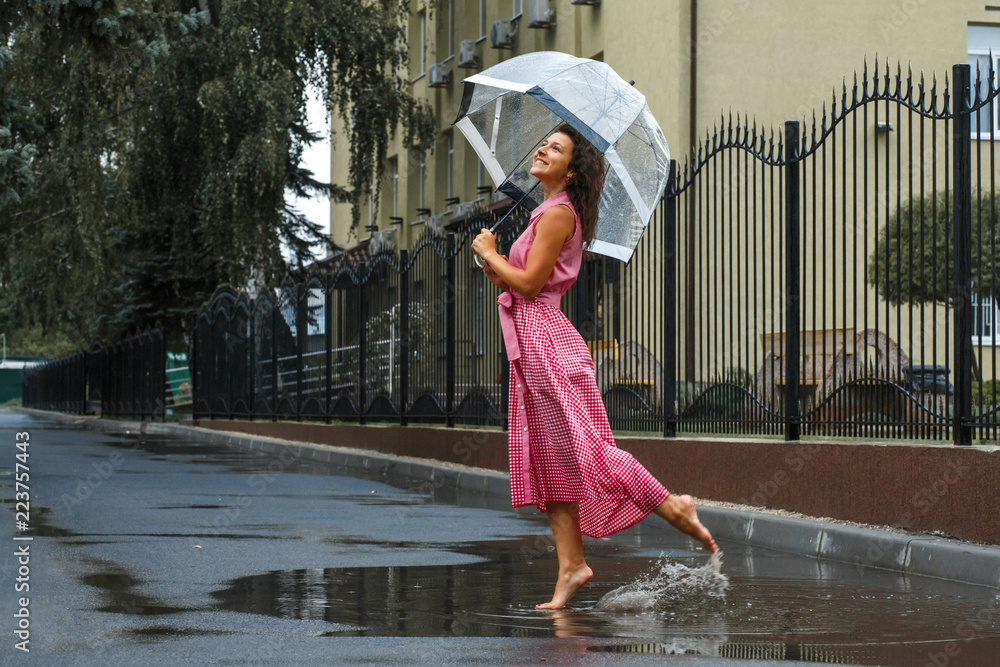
xmin=330 ymin=1 xmax=1000 ymax=244
xmin=326 ymin=1 xmax=1000 ymax=408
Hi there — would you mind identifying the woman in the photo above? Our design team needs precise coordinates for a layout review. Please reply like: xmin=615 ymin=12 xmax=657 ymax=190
xmin=471 ymin=124 xmax=717 ymax=610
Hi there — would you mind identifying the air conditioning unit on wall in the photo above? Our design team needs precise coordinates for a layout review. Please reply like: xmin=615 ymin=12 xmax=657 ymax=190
xmin=454 ymin=200 xmax=478 ymax=218
xmin=428 ymin=62 xmax=450 ymax=88
xmin=428 ymin=212 xmax=450 ymax=237
xmin=528 ymin=0 xmax=556 ymax=28
xmin=458 ymin=39 xmax=479 ymax=69
xmin=491 ymin=19 xmax=517 ymax=49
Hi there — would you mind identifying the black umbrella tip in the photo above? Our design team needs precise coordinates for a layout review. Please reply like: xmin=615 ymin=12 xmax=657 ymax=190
xmin=629 ymin=79 xmax=635 ymax=86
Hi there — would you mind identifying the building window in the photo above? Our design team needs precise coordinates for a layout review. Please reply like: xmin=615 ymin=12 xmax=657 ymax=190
xmin=447 ymin=0 xmax=454 ymax=58
xmin=973 ymin=293 xmax=1000 ymax=345
xmin=512 ymin=0 xmax=522 ymax=17
xmin=418 ymin=152 xmax=426 ymax=212
xmin=969 ymin=25 xmax=1000 ymax=139
xmin=419 ymin=10 xmax=427 ymax=75
xmin=392 ymin=159 xmax=399 ymax=218
xmin=479 ymin=0 xmax=486 ymax=39
xmin=447 ymin=133 xmax=454 ymax=200
xmin=368 ymin=183 xmax=374 ymax=234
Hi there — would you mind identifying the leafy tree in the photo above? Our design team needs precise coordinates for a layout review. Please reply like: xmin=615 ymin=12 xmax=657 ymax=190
xmin=868 ymin=190 xmax=999 ymax=305
xmin=1 ymin=0 xmax=434 ymax=356
xmin=1 ymin=0 xmax=200 ymax=355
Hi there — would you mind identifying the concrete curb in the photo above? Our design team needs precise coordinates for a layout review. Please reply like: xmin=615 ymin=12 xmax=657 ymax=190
xmin=14 ymin=408 xmax=1000 ymax=590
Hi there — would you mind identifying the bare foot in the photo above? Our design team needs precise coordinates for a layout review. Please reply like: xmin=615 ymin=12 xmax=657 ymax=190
xmin=655 ymin=494 xmax=718 ymax=553
xmin=536 ymin=564 xmax=593 ymax=609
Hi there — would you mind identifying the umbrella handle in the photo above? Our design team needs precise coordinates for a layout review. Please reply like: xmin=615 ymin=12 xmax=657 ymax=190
xmin=473 ymin=183 xmax=539 ymax=268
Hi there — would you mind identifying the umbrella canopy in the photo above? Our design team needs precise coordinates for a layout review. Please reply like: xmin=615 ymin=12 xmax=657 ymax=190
xmin=454 ymin=51 xmax=670 ymax=262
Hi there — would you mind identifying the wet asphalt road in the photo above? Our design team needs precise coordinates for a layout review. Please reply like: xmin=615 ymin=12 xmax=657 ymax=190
xmin=2 ymin=409 xmax=1000 ymax=666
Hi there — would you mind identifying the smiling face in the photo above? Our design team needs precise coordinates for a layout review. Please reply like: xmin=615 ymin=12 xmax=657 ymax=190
xmin=529 ymin=131 xmax=575 ymax=185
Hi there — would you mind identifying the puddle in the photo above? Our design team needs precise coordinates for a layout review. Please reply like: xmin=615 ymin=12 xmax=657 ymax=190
xmin=153 ymin=504 xmax=233 ymax=510
xmin=78 ymin=561 xmax=194 ymax=616
xmin=102 ymin=434 xmax=258 ymax=466
xmin=208 ymin=541 xmax=1000 ymax=665
xmin=12 ymin=506 xmax=80 ymax=537
xmin=129 ymin=626 xmax=236 ymax=639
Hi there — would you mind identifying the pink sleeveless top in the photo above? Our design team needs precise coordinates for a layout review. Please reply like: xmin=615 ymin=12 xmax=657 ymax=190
xmin=508 ymin=190 xmax=583 ymax=296
xmin=497 ymin=190 xmax=583 ymax=362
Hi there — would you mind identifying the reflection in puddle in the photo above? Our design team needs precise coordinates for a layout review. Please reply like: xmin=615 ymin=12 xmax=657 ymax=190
xmin=129 ymin=626 xmax=236 ymax=640
xmin=588 ymin=640 xmax=851 ymax=662
xmin=78 ymin=560 xmax=193 ymax=616
xmin=16 ymin=506 xmax=79 ymax=537
xmin=209 ymin=541 xmax=1000 ymax=666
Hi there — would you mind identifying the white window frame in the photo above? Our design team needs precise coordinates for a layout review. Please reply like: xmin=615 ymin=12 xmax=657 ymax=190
xmin=512 ymin=0 xmax=522 ymax=18
xmin=479 ymin=0 xmax=487 ymax=39
xmin=969 ymin=49 xmax=1000 ymax=140
xmin=972 ymin=292 xmax=1000 ymax=345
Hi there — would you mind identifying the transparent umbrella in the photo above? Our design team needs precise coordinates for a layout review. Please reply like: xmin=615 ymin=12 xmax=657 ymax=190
xmin=454 ymin=51 xmax=670 ymax=263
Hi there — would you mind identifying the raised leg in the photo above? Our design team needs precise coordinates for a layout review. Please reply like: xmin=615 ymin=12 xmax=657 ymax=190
xmin=652 ymin=493 xmax=717 ymax=553
xmin=536 ymin=501 xmax=593 ymax=609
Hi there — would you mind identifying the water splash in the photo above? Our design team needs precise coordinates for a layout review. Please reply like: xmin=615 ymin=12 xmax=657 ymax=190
xmin=595 ymin=551 xmax=728 ymax=612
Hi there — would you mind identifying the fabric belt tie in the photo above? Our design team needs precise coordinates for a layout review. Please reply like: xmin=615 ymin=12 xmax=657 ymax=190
xmin=496 ymin=290 xmax=562 ymax=362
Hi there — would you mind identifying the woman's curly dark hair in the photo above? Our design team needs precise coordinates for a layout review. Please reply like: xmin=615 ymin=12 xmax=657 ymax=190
xmin=554 ymin=123 xmax=605 ymax=246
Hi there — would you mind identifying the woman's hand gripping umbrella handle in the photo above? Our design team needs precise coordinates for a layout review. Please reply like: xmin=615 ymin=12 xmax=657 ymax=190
xmin=473 ymin=184 xmax=539 ymax=268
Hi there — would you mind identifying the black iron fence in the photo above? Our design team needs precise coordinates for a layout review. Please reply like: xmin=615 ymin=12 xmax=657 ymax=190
xmin=192 ymin=61 xmax=1000 ymax=445
xmin=22 ymin=328 xmax=168 ymax=419
xmin=665 ymin=61 xmax=999 ymax=445
xmin=192 ymin=216 xmax=518 ymax=428
xmin=24 ymin=60 xmax=1000 ymax=445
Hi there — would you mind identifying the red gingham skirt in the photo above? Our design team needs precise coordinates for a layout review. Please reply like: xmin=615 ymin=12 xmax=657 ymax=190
xmin=507 ymin=300 xmax=670 ymax=538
